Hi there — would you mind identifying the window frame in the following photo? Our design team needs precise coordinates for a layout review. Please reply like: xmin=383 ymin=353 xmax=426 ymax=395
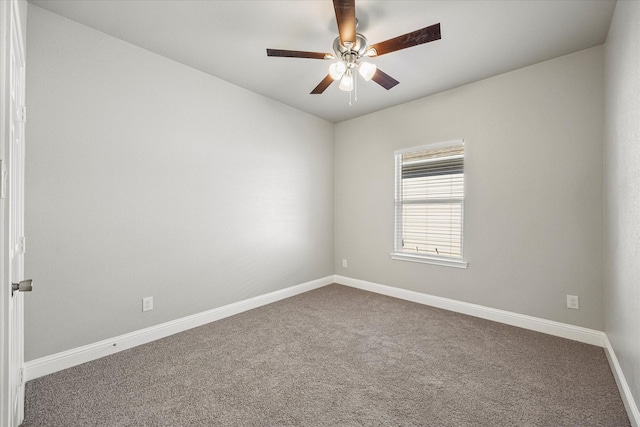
xmin=390 ymin=140 xmax=468 ymax=269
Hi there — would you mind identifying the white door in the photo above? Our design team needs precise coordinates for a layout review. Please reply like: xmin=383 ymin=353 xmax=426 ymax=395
xmin=9 ymin=11 xmax=27 ymax=424
xmin=1 ymin=1 xmax=27 ymax=425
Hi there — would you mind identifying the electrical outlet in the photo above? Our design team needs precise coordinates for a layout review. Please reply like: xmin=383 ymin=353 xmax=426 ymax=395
xmin=566 ymin=295 xmax=579 ymax=310
xmin=142 ymin=296 xmax=153 ymax=312
xmin=342 ymin=259 xmax=348 ymax=268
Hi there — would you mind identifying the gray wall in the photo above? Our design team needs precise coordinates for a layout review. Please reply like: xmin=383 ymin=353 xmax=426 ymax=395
xmin=604 ymin=0 xmax=640 ymax=413
xmin=24 ymin=5 xmax=334 ymax=361
xmin=335 ymin=46 xmax=604 ymax=330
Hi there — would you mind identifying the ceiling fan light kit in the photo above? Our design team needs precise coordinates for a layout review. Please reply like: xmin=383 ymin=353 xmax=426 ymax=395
xmin=266 ymin=0 xmax=441 ymax=97
xmin=328 ymin=33 xmax=377 ymax=91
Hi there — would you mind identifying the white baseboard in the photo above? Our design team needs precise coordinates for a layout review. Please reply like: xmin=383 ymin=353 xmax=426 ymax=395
xmin=333 ymin=275 xmax=605 ymax=347
xmin=24 ymin=275 xmax=334 ymax=382
xmin=604 ymin=335 xmax=640 ymax=427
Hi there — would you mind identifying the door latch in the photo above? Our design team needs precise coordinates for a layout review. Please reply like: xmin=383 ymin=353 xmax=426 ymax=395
xmin=11 ymin=279 xmax=32 ymax=296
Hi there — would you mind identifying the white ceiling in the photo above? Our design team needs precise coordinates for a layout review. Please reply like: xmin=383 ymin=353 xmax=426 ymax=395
xmin=29 ymin=0 xmax=615 ymax=123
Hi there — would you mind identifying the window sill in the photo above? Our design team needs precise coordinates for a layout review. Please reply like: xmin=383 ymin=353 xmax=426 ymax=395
xmin=390 ymin=252 xmax=468 ymax=269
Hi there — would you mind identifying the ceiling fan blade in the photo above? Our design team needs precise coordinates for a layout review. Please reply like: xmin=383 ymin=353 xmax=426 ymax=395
xmin=267 ymin=49 xmax=331 ymax=60
xmin=333 ymin=0 xmax=356 ymax=47
xmin=311 ymin=74 xmax=335 ymax=94
xmin=371 ymin=69 xmax=399 ymax=90
xmin=369 ymin=23 xmax=441 ymax=57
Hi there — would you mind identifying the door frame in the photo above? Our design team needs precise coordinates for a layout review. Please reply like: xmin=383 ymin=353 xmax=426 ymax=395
xmin=1 ymin=0 xmax=27 ymax=426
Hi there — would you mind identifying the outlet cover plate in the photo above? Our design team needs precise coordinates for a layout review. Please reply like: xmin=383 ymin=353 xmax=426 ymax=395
xmin=566 ymin=295 xmax=579 ymax=310
xmin=142 ymin=297 xmax=153 ymax=312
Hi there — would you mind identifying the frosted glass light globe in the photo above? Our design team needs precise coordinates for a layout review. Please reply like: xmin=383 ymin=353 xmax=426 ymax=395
xmin=339 ymin=73 xmax=354 ymax=91
xmin=358 ymin=62 xmax=377 ymax=81
xmin=329 ymin=61 xmax=347 ymax=80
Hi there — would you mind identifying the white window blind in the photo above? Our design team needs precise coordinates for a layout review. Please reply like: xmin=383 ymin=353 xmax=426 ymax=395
xmin=393 ymin=140 xmax=466 ymax=267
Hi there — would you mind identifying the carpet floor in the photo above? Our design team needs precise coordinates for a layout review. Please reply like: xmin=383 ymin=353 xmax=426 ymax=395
xmin=23 ymin=284 xmax=630 ymax=426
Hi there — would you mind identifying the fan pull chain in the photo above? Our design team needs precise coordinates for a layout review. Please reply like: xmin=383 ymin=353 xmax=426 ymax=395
xmin=355 ymin=72 xmax=358 ymax=103
xmin=348 ymin=72 xmax=357 ymax=107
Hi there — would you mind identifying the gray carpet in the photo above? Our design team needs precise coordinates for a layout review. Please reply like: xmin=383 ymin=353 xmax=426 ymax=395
xmin=23 ymin=284 xmax=630 ymax=426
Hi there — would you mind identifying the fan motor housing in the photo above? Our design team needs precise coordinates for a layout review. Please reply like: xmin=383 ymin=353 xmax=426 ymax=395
xmin=333 ymin=33 xmax=369 ymax=60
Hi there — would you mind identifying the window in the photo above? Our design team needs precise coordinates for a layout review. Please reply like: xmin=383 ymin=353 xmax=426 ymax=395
xmin=391 ymin=140 xmax=467 ymax=268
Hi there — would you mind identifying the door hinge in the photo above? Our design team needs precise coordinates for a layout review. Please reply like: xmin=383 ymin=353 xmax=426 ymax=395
xmin=19 ymin=368 xmax=24 ymax=385
xmin=19 ymin=106 xmax=26 ymax=123
xmin=0 ymin=159 xmax=6 ymax=199
xmin=19 ymin=236 xmax=26 ymax=254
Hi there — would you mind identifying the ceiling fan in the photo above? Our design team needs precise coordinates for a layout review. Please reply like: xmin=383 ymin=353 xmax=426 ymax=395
xmin=266 ymin=0 xmax=441 ymax=95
